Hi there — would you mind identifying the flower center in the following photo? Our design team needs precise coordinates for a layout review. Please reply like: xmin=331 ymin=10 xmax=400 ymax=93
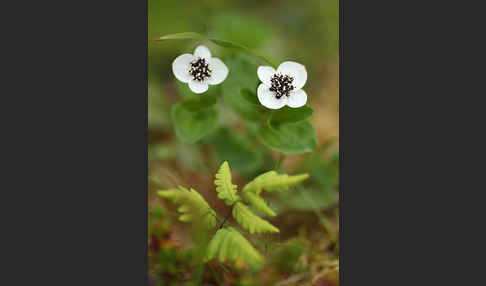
xmin=189 ymin=57 xmax=211 ymax=82
xmin=269 ymin=74 xmax=295 ymax=99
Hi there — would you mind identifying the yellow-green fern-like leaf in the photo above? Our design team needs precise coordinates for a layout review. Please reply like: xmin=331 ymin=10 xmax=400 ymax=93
xmin=242 ymin=171 xmax=277 ymax=195
xmin=232 ymin=202 xmax=279 ymax=234
xmin=214 ymin=161 xmax=240 ymax=205
xmin=205 ymin=227 xmax=263 ymax=269
xmin=158 ymin=186 xmax=217 ymax=229
xmin=243 ymin=171 xmax=309 ymax=194
xmin=241 ymin=171 xmax=309 ymax=216
xmin=242 ymin=191 xmax=276 ymax=217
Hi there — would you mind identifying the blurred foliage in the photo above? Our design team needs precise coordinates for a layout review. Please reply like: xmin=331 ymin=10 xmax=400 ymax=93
xmin=257 ymin=120 xmax=317 ymax=154
xmin=206 ymin=128 xmax=263 ymax=175
xmin=148 ymin=82 xmax=168 ymax=131
xmin=149 ymin=0 xmax=339 ymax=285
xmin=272 ymin=239 xmax=307 ymax=272
xmin=221 ymin=56 xmax=263 ymax=122
xmin=271 ymin=141 xmax=339 ymax=211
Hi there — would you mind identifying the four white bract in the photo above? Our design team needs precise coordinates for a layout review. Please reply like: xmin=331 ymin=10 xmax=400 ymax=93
xmin=173 ymin=46 xmax=308 ymax=109
xmin=257 ymin=62 xmax=308 ymax=109
xmin=172 ymin=45 xmax=229 ymax=94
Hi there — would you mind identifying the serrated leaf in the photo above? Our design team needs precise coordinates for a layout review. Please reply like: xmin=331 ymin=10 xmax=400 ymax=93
xmin=218 ymin=231 xmax=233 ymax=262
xmin=232 ymin=202 xmax=279 ymax=234
xmin=242 ymin=191 xmax=276 ymax=217
xmin=171 ymin=100 xmax=219 ymax=143
xmin=205 ymin=227 xmax=263 ymax=269
xmin=214 ymin=161 xmax=240 ymax=205
xmin=257 ymin=120 xmax=317 ymax=154
xmin=243 ymin=171 xmax=309 ymax=194
xmin=241 ymin=170 xmax=308 ymax=215
xmin=269 ymin=106 xmax=313 ymax=127
xmin=158 ymin=187 xmax=217 ymax=229
xmin=179 ymin=213 xmax=192 ymax=222
xmin=242 ymin=171 xmax=277 ymax=195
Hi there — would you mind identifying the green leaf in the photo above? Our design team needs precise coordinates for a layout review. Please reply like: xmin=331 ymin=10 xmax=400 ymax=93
xmin=158 ymin=187 xmax=217 ymax=229
xmin=214 ymin=161 xmax=240 ymax=205
xmin=221 ymin=57 xmax=265 ymax=122
xmin=240 ymin=170 xmax=308 ymax=216
xmin=242 ymin=191 xmax=276 ymax=217
xmin=179 ymin=93 xmax=218 ymax=111
xmin=171 ymin=100 xmax=219 ymax=143
xmin=205 ymin=227 xmax=263 ymax=270
xmin=257 ymin=121 xmax=317 ymax=154
xmin=269 ymin=106 xmax=313 ymax=127
xmin=242 ymin=171 xmax=277 ymax=194
xmin=232 ymin=202 xmax=279 ymax=234
xmin=153 ymin=32 xmax=206 ymax=41
xmin=208 ymin=128 xmax=263 ymax=174
xmin=240 ymin=88 xmax=262 ymax=107
xmin=243 ymin=170 xmax=309 ymax=194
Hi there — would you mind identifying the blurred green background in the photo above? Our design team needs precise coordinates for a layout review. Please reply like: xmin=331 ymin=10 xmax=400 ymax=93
xmin=148 ymin=0 xmax=339 ymax=285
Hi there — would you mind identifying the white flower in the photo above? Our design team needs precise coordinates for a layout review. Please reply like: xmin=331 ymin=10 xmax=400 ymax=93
xmin=257 ymin=61 xmax=308 ymax=109
xmin=172 ymin=45 xmax=229 ymax=94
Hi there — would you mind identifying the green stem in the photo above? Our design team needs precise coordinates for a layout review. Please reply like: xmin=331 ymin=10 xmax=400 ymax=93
xmin=218 ymin=205 xmax=234 ymax=229
xmin=275 ymin=153 xmax=285 ymax=171
xmin=153 ymin=32 xmax=277 ymax=67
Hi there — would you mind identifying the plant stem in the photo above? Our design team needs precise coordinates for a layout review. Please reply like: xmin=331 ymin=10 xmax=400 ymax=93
xmin=219 ymin=205 xmax=233 ymax=229
xmin=275 ymin=153 xmax=285 ymax=171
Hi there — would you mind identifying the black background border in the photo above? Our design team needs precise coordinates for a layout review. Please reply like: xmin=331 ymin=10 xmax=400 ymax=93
xmin=2 ymin=0 xmax=148 ymax=284
xmin=2 ymin=0 xmax=475 ymax=284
